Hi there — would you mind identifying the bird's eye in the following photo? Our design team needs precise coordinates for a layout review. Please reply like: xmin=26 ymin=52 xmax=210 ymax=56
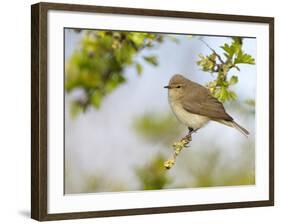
xmin=177 ymin=85 xmax=181 ymax=88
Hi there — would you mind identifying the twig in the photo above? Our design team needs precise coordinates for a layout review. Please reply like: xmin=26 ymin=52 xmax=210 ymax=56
xmin=164 ymin=133 xmax=192 ymax=169
xmin=199 ymin=38 xmax=225 ymax=64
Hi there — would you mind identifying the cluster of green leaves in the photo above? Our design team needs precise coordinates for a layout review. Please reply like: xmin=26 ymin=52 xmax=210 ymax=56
xmin=66 ymin=30 xmax=164 ymax=116
xmin=197 ymin=37 xmax=255 ymax=102
xmin=135 ymin=154 xmax=171 ymax=190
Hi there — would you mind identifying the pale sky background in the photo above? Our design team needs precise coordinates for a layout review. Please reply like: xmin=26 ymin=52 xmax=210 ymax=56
xmin=64 ymin=29 xmax=256 ymax=193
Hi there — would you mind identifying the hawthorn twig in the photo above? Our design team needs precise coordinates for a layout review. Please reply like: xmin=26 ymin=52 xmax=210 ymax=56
xmin=164 ymin=132 xmax=192 ymax=169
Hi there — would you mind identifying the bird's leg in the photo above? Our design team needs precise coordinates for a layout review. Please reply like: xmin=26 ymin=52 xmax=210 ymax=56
xmin=188 ymin=127 xmax=195 ymax=135
xmin=181 ymin=127 xmax=195 ymax=142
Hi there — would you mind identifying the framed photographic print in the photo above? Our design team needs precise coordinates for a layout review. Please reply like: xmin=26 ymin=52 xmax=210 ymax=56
xmin=31 ymin=2 xmax=274 ymax=221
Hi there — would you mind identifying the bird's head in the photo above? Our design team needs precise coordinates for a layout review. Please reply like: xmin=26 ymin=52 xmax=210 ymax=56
xmin=164 ymin=74 xmax=187 ymax=99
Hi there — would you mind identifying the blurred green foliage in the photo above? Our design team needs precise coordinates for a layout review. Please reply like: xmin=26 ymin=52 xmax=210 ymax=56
xmin=66 ymin=31 xmax=255 ymax=117
xmin=244 ymin=99 xmax=255 ymax=107
xmin=134 ymin=113 xmax=184 ymax=145
xmin=135 ymin=154 xmax=171 ymax=190
xmin=132 ymin=111 xmax=254 ymax=189
xmin=197 ymin=37 xmax=255 ymax=102
xmin=66 ymin=30 xmax=165 ymax=116
xmin=176 ymin=147 xmax=255 ymax=188
xmin=81 ymin=174 xmax=127 ymax=193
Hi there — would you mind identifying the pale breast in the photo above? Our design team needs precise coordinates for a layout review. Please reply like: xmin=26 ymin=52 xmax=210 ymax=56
xmin=169 ymin=100 xmax=209 ymax=130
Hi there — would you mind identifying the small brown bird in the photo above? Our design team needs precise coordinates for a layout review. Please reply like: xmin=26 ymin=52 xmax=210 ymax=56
xmin=164 ymin=74 xmax=249 ymax=136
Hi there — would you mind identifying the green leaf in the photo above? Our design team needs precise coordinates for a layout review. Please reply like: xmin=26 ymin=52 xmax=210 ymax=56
xmin=104 ymin=73 xmax=125 ymax=92
xmin=143 ymin=56 xmax=158 ymax=66
xmin=197 ymin=54 xmax=216 ymax=72
xmin=128 ymin=34 xmax=144 ymax=46
xmin=220 ymin=87 xmax=227 ymax=101
xmin=90 ymin=91 xmax=103 ymax=108
xmin=228 ymin=91 xmax=237 ymax=100
xmin=232 ymin=38 xmax=242 ymax=55
xmin=229 ymin=75 xmax=238 ymax=85
xmin=70 ymin=102 xmax=83 ymax=118
xmin=221 ymin=43 xmax=234 ymax=59
xmin=232 ymin=37 xmax=243 ymax=45
xmin=135 ymin=63 xmax=143 ymax=75
xmin=234 ymin=52 xmax=255 ymax=64
xmin=213 ymin=89 xmax=221 ymax=100
xmin=221 ymin=37 xmax=243 ymax=61
xmin=209 ymin=53 xmax=217 ymax=61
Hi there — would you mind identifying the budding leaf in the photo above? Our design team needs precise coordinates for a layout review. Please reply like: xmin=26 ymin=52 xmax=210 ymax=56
xmin=229 ymin=75 xmax=238 ymax=85
xmin=228 ymin=91 xmax=237 ymax=100
xmin=234 ymin=52 xmax=255 ymax=64
xmin=90 ymin=91 xmax=103 ymax=108
xmin=143 ymin=56 xmax=158 ymax=66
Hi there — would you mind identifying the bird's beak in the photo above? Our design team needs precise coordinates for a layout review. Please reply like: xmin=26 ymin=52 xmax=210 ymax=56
xmin=164 ymin=85 xmax=171 ymax=89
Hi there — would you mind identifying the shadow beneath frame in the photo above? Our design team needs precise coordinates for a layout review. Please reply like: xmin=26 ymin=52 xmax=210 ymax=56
xmin=18 ymin=210 xmax=30 ymax=218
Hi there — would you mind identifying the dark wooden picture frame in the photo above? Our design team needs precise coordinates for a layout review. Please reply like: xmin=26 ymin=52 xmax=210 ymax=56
xmin=31 ymin=2 xmax=274 ymax=221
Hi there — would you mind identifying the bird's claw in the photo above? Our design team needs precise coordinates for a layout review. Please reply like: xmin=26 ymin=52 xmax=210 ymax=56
xmin=181 ymin=134 xmax=192 ymax=142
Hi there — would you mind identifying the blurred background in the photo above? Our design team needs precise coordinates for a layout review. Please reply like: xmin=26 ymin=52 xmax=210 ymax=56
xmin=64 ymin=29 xmax=256 ymax=194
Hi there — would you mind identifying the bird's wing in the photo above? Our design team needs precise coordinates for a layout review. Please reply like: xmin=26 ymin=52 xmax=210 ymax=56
xmin=181 ymin=85 xmax=233 ymax=121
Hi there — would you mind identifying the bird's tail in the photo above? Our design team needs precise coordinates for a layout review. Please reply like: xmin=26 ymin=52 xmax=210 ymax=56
xmin=231 ymin=121 xmax=250 ymax=137
xmin=216 ymin=120 xmax=250 ymax=137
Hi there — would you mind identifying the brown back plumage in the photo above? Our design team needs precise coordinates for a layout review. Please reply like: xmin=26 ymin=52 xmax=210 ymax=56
xmin=180 ymin=76 xmax=233 ymax=121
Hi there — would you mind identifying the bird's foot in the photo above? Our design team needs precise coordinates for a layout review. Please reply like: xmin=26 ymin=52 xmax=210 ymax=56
xmin=181 ymin=128 xmax=196 ymax=143
xmin=180 ymin=132 xmax=192 ymax=147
